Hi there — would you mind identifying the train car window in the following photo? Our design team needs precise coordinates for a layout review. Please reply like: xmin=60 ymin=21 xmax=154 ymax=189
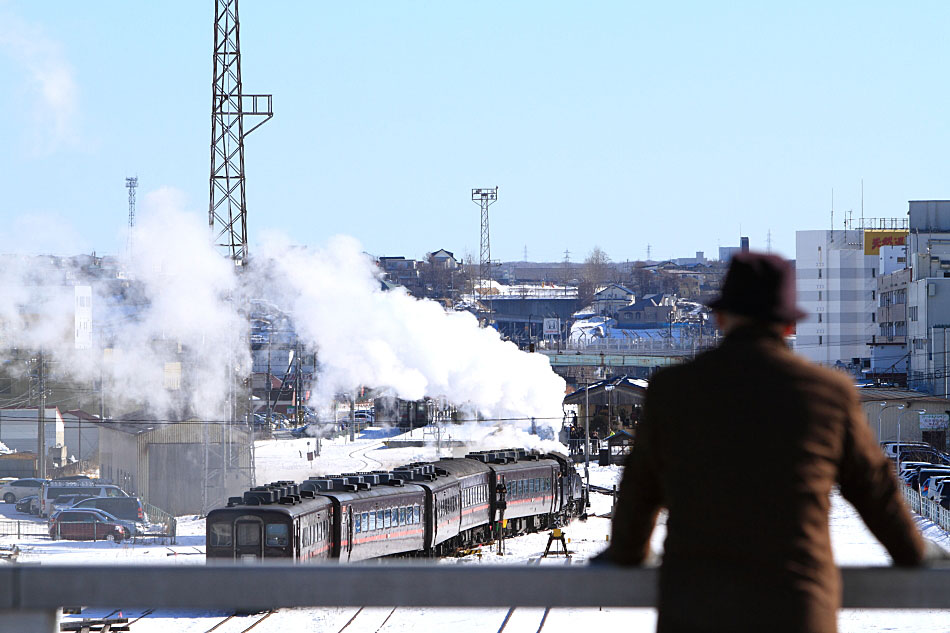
xmin=266 ymin=524 xmax=289 ymax=547
xmin=369 ymin=511 xmax=376 ymax=530
xmin=209 ymin=522 xmax=232 ymax=547
xmin=377 ymin=510 xmax=384 ymax=529
xmin=362 ymin=512 xmax=369 ymax=531
xmin=399 ymin=507 xmax=406 ymax=525
xmin=236 ymin=522 xmax=260 ymax=547
xmin=355 ymin=514 xmax=361 ymax=533
xmin=413 ymin=504 xmax=420 ymax=523
xmin=384 ymin=509 xmax=391 ymax=528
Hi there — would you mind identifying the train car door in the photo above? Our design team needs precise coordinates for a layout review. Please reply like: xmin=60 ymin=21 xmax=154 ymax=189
xmin=343 ymin=505 xmax=354 ymax=561
xmin=234 ymin=516 xmax=264 ymax=560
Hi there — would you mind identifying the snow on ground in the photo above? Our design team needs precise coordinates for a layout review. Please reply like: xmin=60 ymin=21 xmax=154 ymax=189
xmin=2 ymin=429 xmax=948 ymax=632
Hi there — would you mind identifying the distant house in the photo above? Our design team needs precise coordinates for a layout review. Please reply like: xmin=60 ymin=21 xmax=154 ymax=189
xmin=616 ymin=294 xmax=677 ymax=328
xmin=428 ymin=249 xmax=459 ymax=270
xmin=592 ymin=284 xmax=636 ymax=319
xmin=377 ymin=256 xmax=424 ymax=295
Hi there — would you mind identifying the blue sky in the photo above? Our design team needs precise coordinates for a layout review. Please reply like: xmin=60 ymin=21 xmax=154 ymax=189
xmin=1 ymin=1 xmax=949 ymax=264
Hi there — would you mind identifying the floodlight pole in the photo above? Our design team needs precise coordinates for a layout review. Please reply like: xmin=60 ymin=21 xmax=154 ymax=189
xmin=472 ymin=187 xmax=498 ymax=324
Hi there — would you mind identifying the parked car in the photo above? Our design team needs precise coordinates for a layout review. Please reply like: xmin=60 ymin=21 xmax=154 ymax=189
xmin=70 ymin=496 xmax=146 ymax=528
xmin=291 ymin=422 xmax=317 ymax=438
xmin=904 ymin=466 xmax=950 ymax=489
xmin=38 ymin=480 xmax=128 ymax=517
xmin=933 ymin=479 xmax=950 ymax=509
xmin=1 ymin=478 xmax=46 ymax=504
xmin=894 ymin=448 xmax=950 ymax=466
xmin=15 ymin=494 xmax=37 ymax=514
xmin=881 ymin=441 xmax=931 ymax=459
xmin=50 ymin=494 xmax=96 ymax=514
xmin=922 ymin=475 xmax=950 ymax=500
xmin=48 ymin=508 xmax=129 ymax=542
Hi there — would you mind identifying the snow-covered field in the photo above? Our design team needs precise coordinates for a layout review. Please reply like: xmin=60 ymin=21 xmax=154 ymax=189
xmin=3 ymin=426 xmax=949 ymax=632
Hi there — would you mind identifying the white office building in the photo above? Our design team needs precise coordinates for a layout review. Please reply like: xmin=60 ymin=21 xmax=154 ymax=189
xmin=795 ymin=230 xmax=879 ymax=368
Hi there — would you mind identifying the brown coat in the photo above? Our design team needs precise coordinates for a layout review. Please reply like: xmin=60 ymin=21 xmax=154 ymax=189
xmin=605 ymin=326 xmax=925 ymax=633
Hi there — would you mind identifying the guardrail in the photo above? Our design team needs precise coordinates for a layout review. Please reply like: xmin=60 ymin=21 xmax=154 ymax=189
xmin=0 ymin=564 xmax=949 ymax=632
xmin=902 ymin=485 xmax=950 ymax=532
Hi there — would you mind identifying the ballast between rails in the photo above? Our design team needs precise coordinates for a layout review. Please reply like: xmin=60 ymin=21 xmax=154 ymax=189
xmin=205 ymin=448 xmax=586 ymax=562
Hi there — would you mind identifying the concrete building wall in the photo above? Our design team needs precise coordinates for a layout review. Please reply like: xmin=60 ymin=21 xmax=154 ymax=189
xmin=908 ymin=277 xmax=950 ymax=394
xmin=795 ymin=230 xmax=877 ymax=366
xmin=62 ymin=416 xmax=99 ymax=462
xmin=0 ymin=408 xmax=65 ymax=455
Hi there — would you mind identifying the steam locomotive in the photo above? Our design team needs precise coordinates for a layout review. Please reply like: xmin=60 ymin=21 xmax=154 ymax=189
xmin=205 ymin=449 xmax=585 ymax=562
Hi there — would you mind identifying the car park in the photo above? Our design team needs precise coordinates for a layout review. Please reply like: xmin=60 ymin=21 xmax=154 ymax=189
xmin=1 ymin=478 xmax=46 ymax=504
xmin=48 ymin=508 xmax=129 ymax=542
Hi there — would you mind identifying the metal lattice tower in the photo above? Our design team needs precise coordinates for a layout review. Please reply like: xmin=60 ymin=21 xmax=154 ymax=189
xmin=125 ymin=177 xmax=137 ymax=257
xmin=209 ymin=0 xmax=273 ymax=265
xmin=472 ymin=187 xmax=498 ymax=305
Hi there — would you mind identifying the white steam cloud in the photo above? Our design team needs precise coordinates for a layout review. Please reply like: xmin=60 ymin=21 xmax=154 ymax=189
xmin=1 ymin=191 xmax=566 ymax=437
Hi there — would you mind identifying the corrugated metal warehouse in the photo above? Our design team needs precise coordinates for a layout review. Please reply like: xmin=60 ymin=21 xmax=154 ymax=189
xmin=98 ymin=411 xmax=253 ymax=516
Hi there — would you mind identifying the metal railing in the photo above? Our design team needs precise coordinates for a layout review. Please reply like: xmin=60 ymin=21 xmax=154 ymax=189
xmin=902 ymin=485 xmax=950 ymax=531
xmin=0 ymin=564 xmax=948 ymax=619
xmin=0 ymin=520 xmax=48 ymax=539
xmin=142 ymin=502 xmax=177 ymax=543
xmin=566 ymin=336 xmax=719 ymax=354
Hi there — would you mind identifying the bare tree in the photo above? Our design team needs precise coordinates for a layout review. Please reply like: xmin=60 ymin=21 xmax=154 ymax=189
xmin=577 ymin=247 xmax=611 ymax=307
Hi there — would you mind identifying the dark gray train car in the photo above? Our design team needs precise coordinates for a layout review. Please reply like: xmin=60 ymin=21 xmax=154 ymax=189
xmin=206 ymin=482 xmax=334 ymax=562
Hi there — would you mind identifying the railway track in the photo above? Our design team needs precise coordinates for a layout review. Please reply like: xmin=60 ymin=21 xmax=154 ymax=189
xmin=201 ymin=610 xmax=275 ymax=633
xmin=333 ymin=606 xmax=398 ymax=633
xmin=347 ymin=441 xmax=384 ymax=470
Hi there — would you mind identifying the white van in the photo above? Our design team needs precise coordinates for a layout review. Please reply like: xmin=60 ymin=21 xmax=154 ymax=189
xmin=39 ymin=480 xmax=128 ymax=517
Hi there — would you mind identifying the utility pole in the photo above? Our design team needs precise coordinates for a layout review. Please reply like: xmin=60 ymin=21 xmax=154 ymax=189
xmin=37 ymin=352 xmax=46 ymax=479
xmin=472 ymin=187 xmax=499 ymax=323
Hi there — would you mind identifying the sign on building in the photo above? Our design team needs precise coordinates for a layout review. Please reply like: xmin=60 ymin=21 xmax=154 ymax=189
xmin=543 ymin=318 xmax=560 ymax=336
xmin=919 ymin=413 xmax=949 ymax=430
xmin=864 ymin=230 xmax=908 ymax=255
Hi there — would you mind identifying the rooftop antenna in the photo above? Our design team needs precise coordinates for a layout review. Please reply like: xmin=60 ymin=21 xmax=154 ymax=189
xmin=831 ymin=188 xmax=835 ymax=242
xmin=125 ymin=176 xmax=138 ymax=258
xmin=767 ymin=229 xmax=772 ymax=253
xmin=861 ymin=179 xmax=865 ymax=228
xmin=523 ymin=244 xmax=528 ymax=262
xmin=646 ymin=244 xmax=652 ymax=261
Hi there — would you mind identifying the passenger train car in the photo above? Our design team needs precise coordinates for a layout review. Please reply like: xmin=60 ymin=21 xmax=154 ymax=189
xmin=206 ymin=449 xmax=585 ymax=562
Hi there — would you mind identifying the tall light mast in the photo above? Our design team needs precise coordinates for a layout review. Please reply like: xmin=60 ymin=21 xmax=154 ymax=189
xmin=209 ymin=0 xmax=272 ymax=265
xmin=126 ymin=176 xmax=138 ymax=258
xmin=472 ymin=187 xmax=499 ymax=321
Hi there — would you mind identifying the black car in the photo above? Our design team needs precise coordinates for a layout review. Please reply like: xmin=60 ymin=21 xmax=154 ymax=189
xmin=15 ymin=495 xmax=37 ymax=514
xmin=71 ymin=496 xmax=145 ymax=523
